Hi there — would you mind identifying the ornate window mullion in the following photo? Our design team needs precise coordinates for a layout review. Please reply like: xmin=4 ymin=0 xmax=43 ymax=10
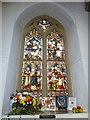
xmin=21 ymin=15 xmax=68 ymax=99
xmin=42 ymin=32 xmax=47 ymax=97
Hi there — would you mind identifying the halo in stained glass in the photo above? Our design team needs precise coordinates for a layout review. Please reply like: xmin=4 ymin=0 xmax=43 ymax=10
xmin=38 ymin=19 xmax=51 ymax=32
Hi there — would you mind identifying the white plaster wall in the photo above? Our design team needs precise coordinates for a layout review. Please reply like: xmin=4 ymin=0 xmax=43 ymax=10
xmin=2 ymin=3 xmax=35 ymax=115
xmin=62 ymin=3 xmax=88 ymax=111
xmin=0 ymin=2 xmax=2 ymax=120
xmin=66 ymin=24 xmax=88 ymax=111
xmin=2 ymin=2 xmax=88 ymax=116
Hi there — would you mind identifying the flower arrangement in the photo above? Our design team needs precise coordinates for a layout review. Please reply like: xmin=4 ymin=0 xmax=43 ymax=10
xmin=9 ymin=91 xmax=39 ymax=115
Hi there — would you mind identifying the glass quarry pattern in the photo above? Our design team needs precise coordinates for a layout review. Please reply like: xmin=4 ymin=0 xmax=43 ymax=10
xmin=22 ymin=29 xmax=42 ymax=97
xmin=47 ymin=30 xmax=68 ymax=96
xmin=38 ymin=19 xmax=51 ymax=32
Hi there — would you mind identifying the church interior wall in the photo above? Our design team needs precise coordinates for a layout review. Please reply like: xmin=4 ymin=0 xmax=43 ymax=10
xmin=2 ymin=2 xmax=88 ymax=116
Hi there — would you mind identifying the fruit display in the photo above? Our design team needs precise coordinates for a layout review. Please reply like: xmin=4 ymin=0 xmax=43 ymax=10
xmin=72 ymin=106 xmax=84 ymax=113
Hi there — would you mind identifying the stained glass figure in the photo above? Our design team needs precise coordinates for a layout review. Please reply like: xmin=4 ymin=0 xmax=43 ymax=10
xmin=47 ymin=30 xmax=65 ymax=61
xmin=47 ymin=61 xmax=67 ymax=92
xmin=47 ymin=50 xmax=65 ymax=60
xmin=22 ymin=76 xmax=42 ymax=91
xmin=47 ymin=34 xmax=64 ymax=51
xmin=22 ymin=61 xmax=42 ymax=76
xmin=22 ymin=29 xmax=42 ymax=95
xmin=38 ymin=19 xmax=51 ymax=32
xmin=47 ymin=30 xmax=68 ymax=97
xmin=22 ymin=61 xmax=42 ymax=91
xmin=21 ymin=18 xmax=68 ymax=103
xmin=24 ymin=29 xmax=42 ymax=61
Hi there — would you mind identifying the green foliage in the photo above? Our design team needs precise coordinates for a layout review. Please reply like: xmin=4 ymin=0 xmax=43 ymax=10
xmin=9 ymin=103 xmax=39 ymax=115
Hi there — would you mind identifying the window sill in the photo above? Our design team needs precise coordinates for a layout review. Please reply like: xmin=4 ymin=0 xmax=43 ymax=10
xmin=2 ymin=112 xmax=88 ymax=118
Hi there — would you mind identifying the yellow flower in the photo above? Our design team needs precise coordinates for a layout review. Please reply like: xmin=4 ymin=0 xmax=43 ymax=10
xmin=32 ymin=98 xmax=37 ymax=106
xmin=20 ymin=100 xmax=25 ymax=104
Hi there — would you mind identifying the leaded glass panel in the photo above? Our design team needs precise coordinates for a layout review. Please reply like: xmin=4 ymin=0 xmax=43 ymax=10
xmin=47 ymin=30 xmax=68 ymax=97
xmin=38 ymin=19 xmax=51 ymax=32
xmin=22 ymin=29 xmax=42 ymax=96
xmin=24 ymin=29 xmax=42 ymax=61
xmin=21 ymin=18 xmax=68 ymax=100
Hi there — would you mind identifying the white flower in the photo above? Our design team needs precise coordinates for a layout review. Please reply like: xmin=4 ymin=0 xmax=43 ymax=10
xmin=14 ymin=97 xmax=17 ymax=101
xmin=17 ymin=93 xmax=21 ymax=95
xmin=23 ymin=92 xmax=30 ymax=95
xmin=23 ymin=103 xmax=25 ymax=106
xmin=19 ymin=94 xmax=22 ymax=99
xmin=11 ymin=98 xmax=17 ymax=104
xmin=30 ymin=101 xmax=32 ymax=104
xmin=20 ymin=96 xmax=26 ymax=100
xmin=11 ymin=99 xmax=15 ymax=104
xmin=22 ymin=97 xmax=26 ymax=100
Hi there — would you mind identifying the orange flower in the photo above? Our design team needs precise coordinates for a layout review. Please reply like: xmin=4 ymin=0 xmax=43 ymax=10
xmin=25 ymin=95 xmax=32 ymax=102
xmin=15 ymin=94 xmax=20 ymax=100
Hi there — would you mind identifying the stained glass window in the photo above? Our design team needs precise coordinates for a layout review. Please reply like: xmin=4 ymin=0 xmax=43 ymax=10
xmin=22 ymin=17 xmax=68 ymax=101
xmin=38 ymin=19 xmax=51 ymax=32
xmin=47 ymin=30 xmax=68 ymax=96
xmin=23 ymin=29 xmax=42 ymax=61
xmin=22 ymin=29 xmax=42 ymax=97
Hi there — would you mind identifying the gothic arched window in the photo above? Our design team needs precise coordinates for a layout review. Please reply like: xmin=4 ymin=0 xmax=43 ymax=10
xmin=21 ymin=16 xmax=68 ymax=98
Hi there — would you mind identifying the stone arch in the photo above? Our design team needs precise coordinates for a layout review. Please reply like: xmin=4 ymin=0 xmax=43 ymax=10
xmin=3 ymin=2 xmax=84 ymax=114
